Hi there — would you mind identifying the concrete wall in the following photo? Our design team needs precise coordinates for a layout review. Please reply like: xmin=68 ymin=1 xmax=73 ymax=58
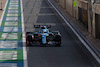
xmin=65 ymin=0 xmax=73 ymax=16
xmin=59 ymin=0 xmax=66 ymax=9
xmin=77 ymin=0 xmax=89 ymax=29
xmin=78 ymin=0 xmax=88 ymax=10
xmin=94 ymin=4 xmax=100 ymax=15
xmin=55 ymin=0 xmax=59 ymax=3
xmin=93 ymin=4 xmax=100 ymax=38
xmin=54 ymin=0 xmax=73 ymax=16
xmin=53 ymin=0 xmax=100 ymax=38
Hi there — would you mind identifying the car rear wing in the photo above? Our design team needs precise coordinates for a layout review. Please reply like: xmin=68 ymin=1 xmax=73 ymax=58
xmin=34 ymin=25 xmax=40 ymax=28
xmin=34 ymin=25 xmax=51 ymax=28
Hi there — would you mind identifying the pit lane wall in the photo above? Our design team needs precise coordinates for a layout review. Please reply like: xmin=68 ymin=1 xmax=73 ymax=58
xmin=54 ymin=0 xmax=100 ymax=39
xmin=0 ymin=0 xmax=25 ymax=67
xmin=50 ymin=0 xmax=100 ymax=66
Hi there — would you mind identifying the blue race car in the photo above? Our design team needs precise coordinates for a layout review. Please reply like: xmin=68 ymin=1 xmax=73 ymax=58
xmin=26 ymin=25 xmax=61 ymax=46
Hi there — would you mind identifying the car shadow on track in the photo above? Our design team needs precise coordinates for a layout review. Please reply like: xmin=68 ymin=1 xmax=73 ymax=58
xmin=26 ymin=45 xmax=61 ymax=47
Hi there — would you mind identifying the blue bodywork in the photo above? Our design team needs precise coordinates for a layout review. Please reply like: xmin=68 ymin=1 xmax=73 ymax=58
xmin=27 ymin=25 xmax=61 ymax=46
xmin=38 ymin=26 xmax=50 ymax=44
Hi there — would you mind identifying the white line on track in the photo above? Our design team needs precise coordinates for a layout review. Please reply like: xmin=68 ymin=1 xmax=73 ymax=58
xmin=48 ymin=0 xmax=100 ymax=64
xmin=20 ymin=0 xmax=28 ymax=67
xmin=0 ymin=0 xmax=28 ymax=66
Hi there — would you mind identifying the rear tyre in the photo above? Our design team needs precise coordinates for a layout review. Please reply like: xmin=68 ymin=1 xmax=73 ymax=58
xmin=55 ymin=42 xmax=61 ymax=46
xmin=34 ymin=34 xmax=41 ymax=41
xmin=54 ymin=35 xmax=61 ymax=46
xmin=26 ymin=35 xmax=33 ymax=46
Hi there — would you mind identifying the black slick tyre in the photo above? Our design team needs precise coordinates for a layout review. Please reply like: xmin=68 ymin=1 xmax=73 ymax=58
xmin=27 ymin=35 xmax=33 ymax=46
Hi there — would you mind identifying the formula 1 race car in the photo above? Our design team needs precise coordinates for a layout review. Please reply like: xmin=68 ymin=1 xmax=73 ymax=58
xmin=26 ymin=25 xmax=61 ymax=46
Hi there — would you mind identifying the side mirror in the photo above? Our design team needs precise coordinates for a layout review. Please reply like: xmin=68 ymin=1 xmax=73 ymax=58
xmin=47 ymin=25 xmax=51 ymax=28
